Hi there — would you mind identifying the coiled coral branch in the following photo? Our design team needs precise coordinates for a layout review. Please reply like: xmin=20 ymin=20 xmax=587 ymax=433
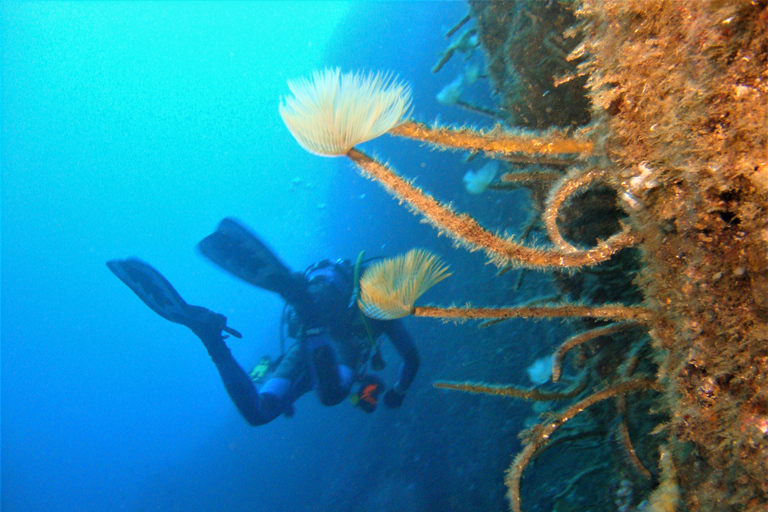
xmin=551 ymin=322 xmax=639 ymax=382
xmin=347 ymin=148 xmax=640 ymax=268
xmin=544 ymin=167 xmax=612 ymax=253
xmin=506 ymin=378 xmax=662 ymax=512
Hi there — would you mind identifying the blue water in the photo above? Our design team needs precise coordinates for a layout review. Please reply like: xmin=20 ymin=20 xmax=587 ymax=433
xmin=2 ymin=2 xmax=531 ymax=511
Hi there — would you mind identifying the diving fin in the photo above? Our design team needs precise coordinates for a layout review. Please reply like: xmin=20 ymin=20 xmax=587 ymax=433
xmin=107 ymin=257 xmax=242 ymax=339
xmin=197 ymin=218 xmax=308 ymax=303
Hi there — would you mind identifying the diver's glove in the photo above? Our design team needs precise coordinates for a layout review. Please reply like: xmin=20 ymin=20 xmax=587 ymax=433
xmin=383 ymin=387 xmax=406 ymax=409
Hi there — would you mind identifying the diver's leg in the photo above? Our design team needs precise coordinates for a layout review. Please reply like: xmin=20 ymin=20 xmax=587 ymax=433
xmin=258 ymin=343 xmax=311 ymax=418
xmin=188 ymin=310 xmax=279 ymax=426
xmin=106 ymin=258 xmax=276 ymax=425
xmin=304 ymin=333 xmax=354 ymax=406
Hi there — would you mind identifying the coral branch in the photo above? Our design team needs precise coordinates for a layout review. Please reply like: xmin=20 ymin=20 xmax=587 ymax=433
xmin=505 ymin=378 xmax=662 ymax=512
xmin=616 ymin=395 xmax=652 ymax=480
xmin=478 ymin=294 xmax=562 ymax=327
xmin=544 ymin=167 xmax=610 ymax=252
xmin=433 ymin=377 xmax=586 ymax=401
xmin=445 ymin=12 xmax=472 ymax=39
xmin=388 ymin=120 xmax=594 ymax=157
xmin=500 ymin=170 xmax=562 ymax=185
xmin=552 ymin=322 xmax=637 ymax=382
xmin=454 ymin=99 xmax=503 ymax=120
xmin=490 ymin=170 xmax=563 ymax=192
xmin=498 ymin=154 xmax=577 ymax=167
xmin=413 ymin=305 xmax=652 ymax=322
xmin=347 ymin=148 xmax=640 ymax=268
xmin=432 ymin=28 xmax=478 ymax=73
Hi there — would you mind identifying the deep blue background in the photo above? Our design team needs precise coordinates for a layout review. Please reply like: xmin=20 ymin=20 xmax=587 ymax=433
xmin=2 ymin=2 xmax=536 ymax=511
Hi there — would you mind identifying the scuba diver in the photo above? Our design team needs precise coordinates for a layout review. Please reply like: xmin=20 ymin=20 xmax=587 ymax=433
xmin=107 ymin=218 xmax=419 ymax=426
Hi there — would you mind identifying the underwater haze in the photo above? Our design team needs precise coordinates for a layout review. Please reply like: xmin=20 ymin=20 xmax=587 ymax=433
xmin=1 ymin=2 xmax=521 ymax=512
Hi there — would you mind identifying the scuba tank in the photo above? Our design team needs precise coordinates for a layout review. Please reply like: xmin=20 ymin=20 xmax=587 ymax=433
xmin=279 ymin=254 xmax=387 ymax=371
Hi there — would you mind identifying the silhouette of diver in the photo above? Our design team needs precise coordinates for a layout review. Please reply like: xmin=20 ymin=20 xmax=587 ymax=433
xmin=108 ymin=218 xmax=418 ymax=425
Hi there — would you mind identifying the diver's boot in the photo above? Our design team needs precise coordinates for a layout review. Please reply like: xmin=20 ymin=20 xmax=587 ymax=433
xmin=183 ymin=306 xmax=236 ymax=361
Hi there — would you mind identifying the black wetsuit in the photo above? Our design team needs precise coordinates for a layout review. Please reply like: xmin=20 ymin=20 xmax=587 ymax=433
xmin=199 ymin=276 xmax=419 ymax=426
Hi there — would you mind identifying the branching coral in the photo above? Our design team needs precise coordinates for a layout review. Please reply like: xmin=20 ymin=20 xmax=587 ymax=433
xmin=388 ymin=121 xmax=594 ymax=158
xmin=346 ymin=147 xmax=640 ymax=269
xmin=411 ymin=304 xmax=650 ymax=322
xmin=505 ymin=379 xmax=663 ymax=512
xmin=433 ymin=377 xmax=587 ymax=401
xmin=551 ymin=322 xmax=638 ymax=383
xmin=280 ymin=1 xmax=768 ymax=507
xmin=544 ymin=167 xmax=610 ymax=253
xmin=280 ymin=64 xmax=652 ymax=509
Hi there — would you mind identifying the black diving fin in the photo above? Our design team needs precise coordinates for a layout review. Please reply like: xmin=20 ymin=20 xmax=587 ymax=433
xmin=197 ymin=218 xmax=309 ymax=304
xmin=107 ymin=257 xmax=242 ymax=339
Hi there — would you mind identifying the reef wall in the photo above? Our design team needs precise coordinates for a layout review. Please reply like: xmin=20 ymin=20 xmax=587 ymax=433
xmin=465 ymin=0 xmax=767 ymax=510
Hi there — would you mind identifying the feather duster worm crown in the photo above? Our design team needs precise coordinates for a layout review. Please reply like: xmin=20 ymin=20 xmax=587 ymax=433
xmin=358 ymin=249 xmax=451 ymax=320
xmin=279 ymin=68 xmax=412 ymax=156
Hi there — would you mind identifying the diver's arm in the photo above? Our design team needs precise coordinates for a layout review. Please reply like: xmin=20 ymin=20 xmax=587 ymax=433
xmin=384 ymin=320 xmax=420 ymax=394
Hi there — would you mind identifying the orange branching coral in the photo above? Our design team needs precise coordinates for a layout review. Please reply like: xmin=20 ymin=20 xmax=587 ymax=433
xmin=505 ymin=379 xmax=662 ymax=512
xmin=543 ymin=167 xmax=611 ymax=253
xmin=412 ymin=304 xmax=651 ymax=323
xmin=496 ymin=170 xmax=562 ymax=186
xmin=616 ymin=394 xmax=652 ymax=480
xmin=389 ymin=120 xmax=594 ymax=158
xmin=347 ymin=147 xmax=639 ymax=269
